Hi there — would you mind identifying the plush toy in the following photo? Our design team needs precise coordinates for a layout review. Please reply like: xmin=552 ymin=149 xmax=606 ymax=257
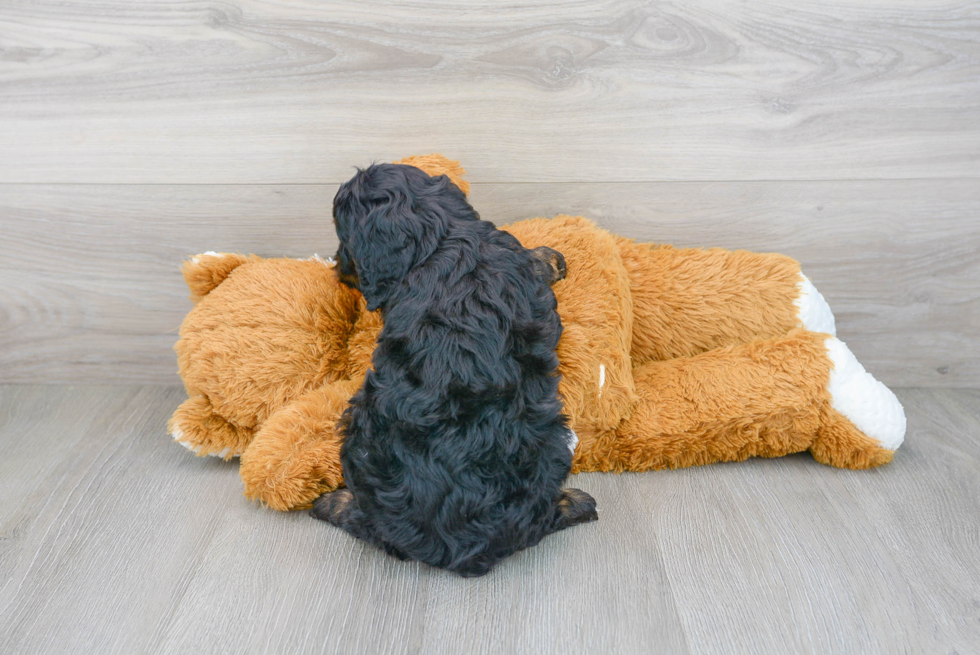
xmin=170 ymin=155 xmax=906 ymax=511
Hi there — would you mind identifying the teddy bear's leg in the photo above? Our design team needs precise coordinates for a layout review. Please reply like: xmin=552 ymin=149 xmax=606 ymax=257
xmin=239 ymin=378 xmax=363 ymax=511
xmin=591 ymin=330 xmax=831 ymax=472
xmin=168 ymin=395 xmax=253 ymax=460
xmin=589 ymin=329 xmax=903 ymax=472
xmin=616 ymin=239 xmax=837 ymax=363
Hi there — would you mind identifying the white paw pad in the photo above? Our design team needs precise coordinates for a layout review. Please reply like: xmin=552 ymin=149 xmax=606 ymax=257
xmin=190 ymin=251 xmax=222 ymax=264
xmin=796 ymin=274 xmax=837 ymax=335
xmin=172 ymin=428 xmax=203 ymax=454
xmin=825 ymin=337 xmax=906 ymax=450
xmin=171 ymin=427 xmax=240 ymax=458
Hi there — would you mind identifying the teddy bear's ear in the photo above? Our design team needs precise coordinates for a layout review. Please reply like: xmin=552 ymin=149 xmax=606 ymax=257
xmin=181 ymin=252 xmax=253 ymax=303
xmin=393 ymin=154 xmax=470 ymax=196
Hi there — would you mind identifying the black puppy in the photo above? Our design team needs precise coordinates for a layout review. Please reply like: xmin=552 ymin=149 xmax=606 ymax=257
xmin=311 ymin=163 xmax=597 ymax=576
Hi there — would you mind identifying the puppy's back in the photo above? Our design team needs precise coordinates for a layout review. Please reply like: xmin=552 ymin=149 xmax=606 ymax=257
xmin=341 ymin=220 xmax=574 ymax=575
xmin=321 ymin=163 xmax=594 ymax=576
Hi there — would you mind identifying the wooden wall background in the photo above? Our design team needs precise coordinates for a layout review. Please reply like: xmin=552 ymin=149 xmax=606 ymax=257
xmin=1 ymin=0 xmax=977 ymax=386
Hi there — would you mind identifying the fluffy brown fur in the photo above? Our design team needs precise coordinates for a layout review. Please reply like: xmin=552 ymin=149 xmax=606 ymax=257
xmin=170 ymin=155 xmax=897 ymax=512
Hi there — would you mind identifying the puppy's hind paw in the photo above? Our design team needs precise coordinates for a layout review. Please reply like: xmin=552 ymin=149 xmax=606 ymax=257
xmin=552 ymin=488 xmax=598 ymax=532
xmin=310 ymin=488 xmax=354 ymax=525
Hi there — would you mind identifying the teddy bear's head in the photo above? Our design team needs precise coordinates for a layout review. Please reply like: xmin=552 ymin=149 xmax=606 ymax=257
xmin=176 ymin=254 xmax=376 ymax=430
xmin=175 ymin=156 xmax=469 ymax=430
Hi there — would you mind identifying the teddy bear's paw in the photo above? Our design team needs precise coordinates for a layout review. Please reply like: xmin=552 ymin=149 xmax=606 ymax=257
xmin=169 ymin=395 xmax=253 ymax=460
xmin=240 ymin=420 xmax=345 ymax=511
xmin=795 ymin=273 xmax=837 ymax=336
xmin=825 ymin=337 xmax=906 ymax=451
xmin=172 ymin=431 xmax=238 ymax=459
xmin=172 ymin=429 xmax=205 ymax=455
xmin=171 ymin=424 xmax=245 ymax=460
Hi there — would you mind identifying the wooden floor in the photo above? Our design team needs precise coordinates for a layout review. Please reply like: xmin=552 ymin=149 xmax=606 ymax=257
xmin=1 ymin=384 xmax=977 ymax=654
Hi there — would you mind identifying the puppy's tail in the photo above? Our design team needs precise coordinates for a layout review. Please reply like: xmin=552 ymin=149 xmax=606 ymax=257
xmin=394 ymin=154 xmax=470 ymax=196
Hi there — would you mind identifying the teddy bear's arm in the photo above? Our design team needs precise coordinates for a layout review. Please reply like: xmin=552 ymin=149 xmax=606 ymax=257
xmin=239 ymin=377 xmax=364 ymax=511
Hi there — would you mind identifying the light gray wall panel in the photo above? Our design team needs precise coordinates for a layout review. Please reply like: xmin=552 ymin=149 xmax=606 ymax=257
xmin=1 ymin=179 xmax=976 ymax=385
xmin=1 ymin=0 xmax=977 ymax=183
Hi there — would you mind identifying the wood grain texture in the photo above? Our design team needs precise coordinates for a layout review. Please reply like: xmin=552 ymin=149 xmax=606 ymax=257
xmin=639 ymin=389 xmax=980 ymax=653
xmin=1 ymin=385 xmax=978 ymax=654
xmin=830 ymin=388 xmax=980 ymax=655
xmin=1 ymin=179 xmax=977 ymax=386
xmin=0 ymin=385 xmax=141 ymax=543
xmin=1 ymin=0 xmax=978 ymax=183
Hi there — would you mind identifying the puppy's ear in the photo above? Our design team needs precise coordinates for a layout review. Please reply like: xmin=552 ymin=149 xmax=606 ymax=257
xmin=334 ymin=164 xmax=461 ymax=311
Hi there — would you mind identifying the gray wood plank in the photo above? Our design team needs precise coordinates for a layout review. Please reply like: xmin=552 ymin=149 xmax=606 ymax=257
xmin=1 ymin=179 xmax=977 ymax=386
xmin=1 ymin=385 xmax=979 ymax=654
xmin=828 ymin=388 xmax=980 ymax=655
xmin=1 ymin=0 xmax=977 ymax=183
xmin=643 ymin=457 xmax=924 ymax=653
xmin=602 ymin=388 xmax=980 ymax=654
xmin=0 ymin=385 xmax=141 ymax=547
xmin=0 ymin=385 xmax=242 ymax=654
xmin=152 ymin=472 xmax=690 ymax=655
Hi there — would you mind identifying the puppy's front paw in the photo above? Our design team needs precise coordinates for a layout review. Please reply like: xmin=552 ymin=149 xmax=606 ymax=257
xmin=529 ymin=246 xmax=567 ymax=284
xmin=310 ymin=488 xmax=354 ymax=525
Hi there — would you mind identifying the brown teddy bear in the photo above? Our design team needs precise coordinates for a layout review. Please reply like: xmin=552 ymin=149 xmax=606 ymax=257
xmin=170 ymin=155 xmax=906 ymax=511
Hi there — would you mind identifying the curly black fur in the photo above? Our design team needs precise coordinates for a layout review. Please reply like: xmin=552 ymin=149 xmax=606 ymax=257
xmin=311 ymin=163 xmax=597 ymax=577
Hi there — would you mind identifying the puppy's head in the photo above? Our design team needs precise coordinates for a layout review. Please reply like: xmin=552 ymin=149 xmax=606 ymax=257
xmin=332 ymin=163 xmax=476 ymax=311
